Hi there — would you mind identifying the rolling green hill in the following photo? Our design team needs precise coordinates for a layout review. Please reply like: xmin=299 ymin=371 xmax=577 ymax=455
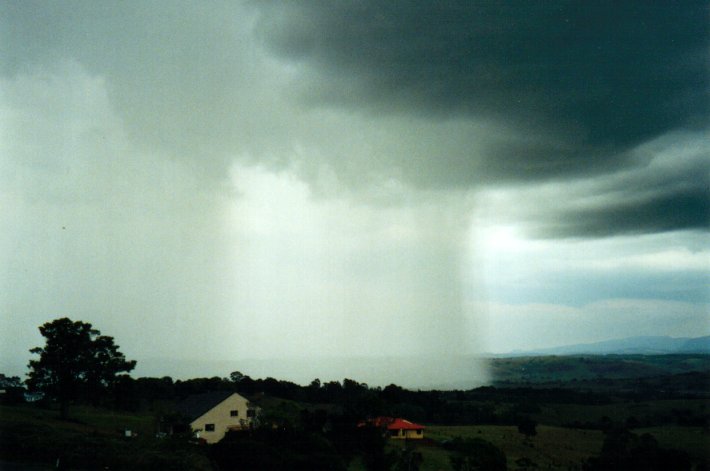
xmin=489 ymin=354 xmax=710 ymax=385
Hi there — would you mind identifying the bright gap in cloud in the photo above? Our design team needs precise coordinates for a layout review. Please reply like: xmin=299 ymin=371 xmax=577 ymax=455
xmin=220 ymin=163 xmax=488 ymax=388
xmin=469 ymin=214 xmax=709 ymax=353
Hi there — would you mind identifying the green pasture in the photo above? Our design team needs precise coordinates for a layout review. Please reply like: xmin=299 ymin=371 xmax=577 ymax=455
xmin=636 ymin=426 xmax=710 ymax=462
xmin=537 ymin=398 xmax=709 ymax=427
xmin=357 ymin=425 xmax=608 ymax=470
xmin=427 ymin=425 xmax=604 ymax=470
xmin=0 ymin=404 xmax=211 ymax=470
xmin=0 ymin=403 xmax=155 ymax=436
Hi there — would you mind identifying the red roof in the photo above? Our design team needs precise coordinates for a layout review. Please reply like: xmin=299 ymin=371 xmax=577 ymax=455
xmin=358 ymin=416 xmax=425 ymax=430
xmin=387 ymin=418 xmax=424 ymax=431
xmin=357 ymin=417 xmax=424 ymax=430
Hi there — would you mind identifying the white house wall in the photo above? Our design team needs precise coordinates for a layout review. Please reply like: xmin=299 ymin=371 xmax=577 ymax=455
xmin=190 ymin=393 xmax=253 ymax=444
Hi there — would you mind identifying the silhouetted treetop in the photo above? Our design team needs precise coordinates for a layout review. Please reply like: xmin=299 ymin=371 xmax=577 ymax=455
xmin=27 ymin=317 xmax=136 ymax=417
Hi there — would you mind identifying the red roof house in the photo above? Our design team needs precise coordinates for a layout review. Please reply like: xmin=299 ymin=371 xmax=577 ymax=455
xmin=360 ymin=416 xmax=425 ymax=439
xmin=386 ymin=418 xmax=425 ymax=439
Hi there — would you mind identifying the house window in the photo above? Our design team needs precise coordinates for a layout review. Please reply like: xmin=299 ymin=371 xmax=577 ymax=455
xmin=230 ymin=410 xmax=239 ymax=417
xmin=205 ymin=424 xmax=215 ymax=432
xmin=416 ymin=430 xmax=422 ymax=435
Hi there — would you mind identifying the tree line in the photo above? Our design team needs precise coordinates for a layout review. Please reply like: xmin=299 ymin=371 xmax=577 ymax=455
xmin=2 ymin=318 xmax=650 ymax=424
xmin=4 ymin=317 xmax=703 ymax=470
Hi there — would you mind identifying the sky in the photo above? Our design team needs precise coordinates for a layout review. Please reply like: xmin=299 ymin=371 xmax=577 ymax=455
xmin=1 ymin=1 xmax=708 ymax=388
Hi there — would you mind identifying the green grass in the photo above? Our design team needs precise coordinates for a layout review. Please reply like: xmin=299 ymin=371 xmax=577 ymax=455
xmin=538 ymin=398 xmax=709 ymax=427
xmin=351 ymin=423 xmax=707 ymax=471
xmin=351 ymin=425 xmax=606 ymax=470
xmin=0 ymin=404 xmax=212 ymax=470
xmin=636 ymin=426 xmax=710 ymax=462
xmin=0 ymin=403 xmax=155 ymax=436
xmin=427 ymin=425 xmax=604 ymax=470
xmin=70 ymin=405 xmax=156 ymax=436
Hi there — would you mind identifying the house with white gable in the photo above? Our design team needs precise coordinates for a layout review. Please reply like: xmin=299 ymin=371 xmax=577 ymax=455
xmin=175 ymin=391 xmax=258 ymax=444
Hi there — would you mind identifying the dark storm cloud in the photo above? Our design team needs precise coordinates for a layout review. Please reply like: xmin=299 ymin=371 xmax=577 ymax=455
xmin=2 ymin=1 xmax=707 ymax=240
xmin=540 ymin=185 xmax=709 ymax=238
xmin=525 ymin=133 xmax=710 ymax=238
xmin=255 ymin=0 xmax=708 ymax=180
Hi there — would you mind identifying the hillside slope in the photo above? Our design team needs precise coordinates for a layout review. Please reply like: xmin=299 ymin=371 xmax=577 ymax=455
xmin=519 ymin=336 xmax=710 ymax=356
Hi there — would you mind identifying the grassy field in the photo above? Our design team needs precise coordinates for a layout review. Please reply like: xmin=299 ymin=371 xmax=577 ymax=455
xmin=536 ymin=398 xmax=709 ymax=427
xmin=425 ymin=425 xmax=604 ymax=470
xmin=0 ymin=404 xmax=212 ymax=470
xmin=0 ymin=403 xmax=155 ymax=437
xmin=388 ymin=423 xmax=708 ymax=470
xmin=386 ymin=423 xmax=708 ymax=470
xmin=352 ymin=425 xmax=606 ymax=470
xmin=636 ymin=426 xmax=710 ymax=463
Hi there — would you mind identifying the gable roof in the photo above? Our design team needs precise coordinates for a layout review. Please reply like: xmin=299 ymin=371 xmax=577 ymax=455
xmin=175 ymin=391 xmax=237 ymax=422
xmin=387 ymin=418 xmax=424 ymax=431
xmin=358 ymin=416 xmax=425 ymax=430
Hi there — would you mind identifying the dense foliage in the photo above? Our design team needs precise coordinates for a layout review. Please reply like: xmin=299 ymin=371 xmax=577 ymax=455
xmin=0 ymin=374 xmax=24 ymax=404
xmin=27 ymin=317 xmax=136 ymax=417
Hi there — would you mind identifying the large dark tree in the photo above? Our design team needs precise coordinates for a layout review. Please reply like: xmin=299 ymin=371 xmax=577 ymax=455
xmin=27 ymin=317 xmax=136 ymax=418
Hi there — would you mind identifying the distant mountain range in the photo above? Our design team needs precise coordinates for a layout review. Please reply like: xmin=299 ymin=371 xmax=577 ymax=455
xmin=508 ymin=335 xmax=710 ymax=356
